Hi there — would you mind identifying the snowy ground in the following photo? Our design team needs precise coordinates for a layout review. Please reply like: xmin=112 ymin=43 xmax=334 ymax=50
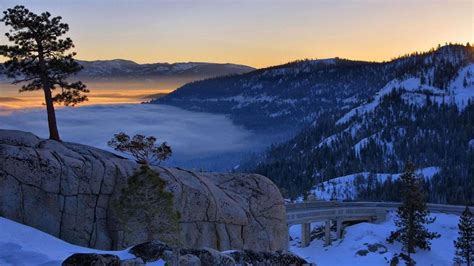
xmin=0 ymin=217 xmax=164 ymax=266
xmin=0 ymin=212 xmax=460 ymax=265
xmin=290 ymin=212 xmax=459 ymax=266
xmin=309 ymin=167 xmax=440 ymax=201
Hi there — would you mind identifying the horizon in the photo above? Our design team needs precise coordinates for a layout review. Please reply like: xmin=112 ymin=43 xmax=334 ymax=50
xmin=0 ymin=43 xmax=471 ymax=109
xmin=0 ymin=0 xmax=472 ymax=68
xmin=1 ymin=43 xmax=470 ymax=69
xmin=0 ymin=1 xmax=474 ymax=265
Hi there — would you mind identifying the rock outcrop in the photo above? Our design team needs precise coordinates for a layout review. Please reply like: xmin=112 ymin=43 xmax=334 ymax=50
xmin=0 ymin=129 xmax=287 ymax=251
xmin=62 ymin=253 xmax=121 ymax=266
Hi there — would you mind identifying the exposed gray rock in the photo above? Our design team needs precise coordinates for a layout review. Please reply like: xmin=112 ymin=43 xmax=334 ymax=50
xmin=179 ymin=254 xmax=202 ymax=266
xmin=0 ymin=129 xmax=287 ymax=251
xmin=123 ymin=243 xmax=311 ymax=266
xmin=179 ymin=247 xmax=235 ymax=266
xmin=225 ymin=249 xmax=310 ymax=266
xmin=62 ymin=253 xmax=120 ymax=266
xmin=128 ymin=240 xmax=172 ymax=262
xmin=119 ymin=258 xmax=145 ymax=266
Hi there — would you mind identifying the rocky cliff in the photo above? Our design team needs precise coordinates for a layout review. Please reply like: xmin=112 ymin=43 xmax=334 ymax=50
xmin=0 ymin=129 xmax=287 ymax=251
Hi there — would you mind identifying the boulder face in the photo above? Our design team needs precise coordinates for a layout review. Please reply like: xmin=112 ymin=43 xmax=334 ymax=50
xmin=0 ymin=129 xmax=287 ymax=251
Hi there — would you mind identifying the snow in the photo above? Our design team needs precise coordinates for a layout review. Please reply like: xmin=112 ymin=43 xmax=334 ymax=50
xmin=290 ymin=212 xmax=460 ymax=266
xmin=353 ymin=134 xmax=394 ymax=158
xmin=316 ymin=124 xmax=362 ymax=149
xmin=337 ymin=78 xmax=422 ymax=125
xmin=317 ymin=133 xmax=340 ymax=148
xmin=449 ymin=64 xmax=474 ymax=109
xmin=311 ymin=167 xmax=440 ymax=201
xmin=336 ymin=64 xmax=474 ymax=125
xmin=0 ymin=217 xmax=165 ymax=266
xmin=469 ymin=139 xmax=474 ymax=149
xmin=171 ymin=63 xmax=200 ymax=71
xmin=0 ymin=205 xmax=461 ymax=266
xmin=308 ymin=58 xmax=337 ymax=65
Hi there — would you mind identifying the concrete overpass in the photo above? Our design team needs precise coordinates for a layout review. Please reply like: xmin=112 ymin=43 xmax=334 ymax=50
xmin=286 ymin=201 xmax=466 ymax=247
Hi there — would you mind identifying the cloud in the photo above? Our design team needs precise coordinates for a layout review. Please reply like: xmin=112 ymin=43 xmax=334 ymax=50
xmin=0 ymin=97 xmax=23 ymax=102
xmin=0 ymin=104 xmax=265 ymax=170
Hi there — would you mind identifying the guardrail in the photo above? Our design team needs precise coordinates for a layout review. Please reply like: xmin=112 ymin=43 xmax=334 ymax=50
xmin=285 ymin=201 xmax=468 ymax=247
xmin=286 ymin=201 xmax=467 ymax=214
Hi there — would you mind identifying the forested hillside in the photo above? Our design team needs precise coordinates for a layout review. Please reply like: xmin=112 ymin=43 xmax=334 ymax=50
xmin=242 ymin=44 xmax=474 ymax=204
xmin=155 ymin=45 xmax=472 ymax=135
xmin=155 ymin=44 xmax=473 ymax=204
xmin=153 ymin=58 xmax=389 ymax=134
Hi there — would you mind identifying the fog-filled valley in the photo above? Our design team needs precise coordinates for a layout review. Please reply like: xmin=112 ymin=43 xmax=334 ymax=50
xmin=0 ymin=1 xmax=473 ymax=264
xmin=0 ymin=104 xmax=276 ymax=171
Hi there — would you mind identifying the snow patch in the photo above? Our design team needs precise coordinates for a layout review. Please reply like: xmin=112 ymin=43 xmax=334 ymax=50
xmin=311 ymin=167 xmax=440 ymax=201
xmin=469 ymin=139 xmax=474 ymax=149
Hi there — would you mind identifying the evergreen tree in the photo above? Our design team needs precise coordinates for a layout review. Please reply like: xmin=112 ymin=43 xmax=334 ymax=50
xmin=454 ymin=206 xmax=474 ymax=266
xmin=387 ymin=163 xmax=440 ymax=264
xmin=0 ymin=6 xmax=88 ymax=141
xmin=108 ymin=132 xmax=172 ymax=165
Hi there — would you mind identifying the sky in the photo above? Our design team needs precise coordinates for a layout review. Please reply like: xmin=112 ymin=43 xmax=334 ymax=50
xmin=0 ymin=0 xmax=472 ymax=68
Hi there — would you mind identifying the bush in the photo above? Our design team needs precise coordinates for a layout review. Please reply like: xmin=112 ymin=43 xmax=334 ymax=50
xmin=108 ymin=132 xmax=171 ymax=165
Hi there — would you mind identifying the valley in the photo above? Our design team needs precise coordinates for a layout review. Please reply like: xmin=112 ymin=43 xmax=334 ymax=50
xmin=0 ymin=2 xmax=472 ymax=265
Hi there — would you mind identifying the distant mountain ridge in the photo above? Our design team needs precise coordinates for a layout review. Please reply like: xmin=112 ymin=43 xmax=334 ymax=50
xmin=0 ymin=59 xmax=255 ymax=82
xmin=76 ymin=59 xmax=255 ymax=78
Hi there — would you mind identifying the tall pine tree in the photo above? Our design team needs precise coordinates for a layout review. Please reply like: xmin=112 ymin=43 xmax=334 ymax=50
xmin=454 ymin=206 xmax=474 ymax=266
xmin=0 ymin=5 xmax=88 ymax=141
xmin=387 ymin=163 xmax=440 ymax=265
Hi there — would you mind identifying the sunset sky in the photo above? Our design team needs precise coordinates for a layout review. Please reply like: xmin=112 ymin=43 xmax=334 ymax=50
xmin=0 ymin=0 xmax=472 ymax=68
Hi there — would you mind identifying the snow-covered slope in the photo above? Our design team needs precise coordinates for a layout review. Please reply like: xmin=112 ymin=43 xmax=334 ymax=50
xmin=310 ymin=167 xmax=440 ymax=201
xmin=0 ymin=217 xmax=163 ymax=266
xmin=247 ymin=45 xmax=473 ymax=201
xmin=337 ymin=64 xmax=474 ymax=125
xmin=290 ymin=212 xmax=460 ymax=266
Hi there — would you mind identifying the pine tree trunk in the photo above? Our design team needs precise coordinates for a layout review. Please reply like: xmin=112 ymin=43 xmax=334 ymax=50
xmin=37 ymin=41 xmax=61 ymax=141
xmin=43 ymin=86 xmax=60 ymax=141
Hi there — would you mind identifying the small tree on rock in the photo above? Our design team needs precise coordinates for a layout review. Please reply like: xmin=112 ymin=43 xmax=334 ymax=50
xmin=454 ymin=206 xmax=474 ymax=266
xmin=387 ymin=162 xmax=440 ymax=265
xmin=108 ymin=132 xmax=172 ymax=165
xmin=0 ymin=5 xmax=88 ymax=141
xmin=112 ymin=165 xmax=180 ymax=246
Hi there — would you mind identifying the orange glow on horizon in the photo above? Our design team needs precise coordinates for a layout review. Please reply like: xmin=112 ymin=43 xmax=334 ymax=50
xmin=0 ymin=0 xmax=471 ymax=69
xmin=0 ymin=82 xmax=174 ymax=109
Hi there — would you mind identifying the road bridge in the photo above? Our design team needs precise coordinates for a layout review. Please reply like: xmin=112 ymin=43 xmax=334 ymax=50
xmin=286 ymin=201 xmax=466 ymax=247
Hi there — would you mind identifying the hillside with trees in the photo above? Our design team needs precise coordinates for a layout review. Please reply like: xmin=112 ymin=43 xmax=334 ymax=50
xmin=237 ymin=44 xmax=474 ymax=203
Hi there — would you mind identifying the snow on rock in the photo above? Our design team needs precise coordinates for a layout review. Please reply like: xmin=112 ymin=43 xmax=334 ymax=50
xmin=311 ymin=167 xmax=440 ymax=201
xmin=290 ymin=212 xmax=460 ymax=266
